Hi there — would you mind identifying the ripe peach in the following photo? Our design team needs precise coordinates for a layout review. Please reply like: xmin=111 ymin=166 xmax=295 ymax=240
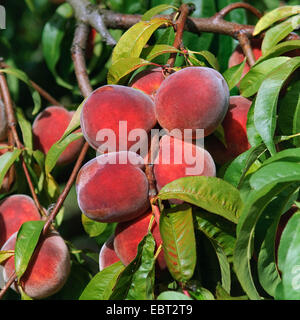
xmin=0 ymin=195 xmax=41 ymax=248
xmin=153 ymin=135 xmax=216 ymax=193
xmin=222 ymin=96 xmax=251 ymax=157
xmin=1 ymin=231 xmax=70 ymax=299
xmin=154 ymin=67 xmax=229 ymax=138
xmin=99 ymin=235 xmax=120 ymax=271
xmin=80 ymin=85 xmax=156 ymax=153
xmin=0 ymin=99 xmax=7 ymax=142
xmin=76 ymin=151 xmax=150 ymax=223
xmin=32 ymin=106 xmax=84 ymax=166
xmin=129 ymin=67 xmax=165 ymax=99
xmin=114 ymin=209 xmax=166 ymax=270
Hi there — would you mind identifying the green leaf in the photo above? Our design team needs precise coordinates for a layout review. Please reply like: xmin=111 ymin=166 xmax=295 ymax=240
xmin=188 ymin=50 xmax=219 ymax=70
xmin=276 ymin=211 xmax=300 ymax=299
xmin=15 ymin=107 xmax=33 ymax=150
xmin=254 ymin=57 xmax=300 ymax=155
xmin=81 ymin=214 xmax=107 ymax=238
xmin=0 ymin=68 xmax=41 ymax=115
xmin=157 ymin=176 xmax=243 ymax=224
xmin=61 ymin=101 xmax=85 ymax=140
xmin=142 ymin=44 xmax=181 ymax=61
xmin=249 ymin=161 xmax=300 ymax=191
xmin=261 ymin=15 xmax=300 ymax=55
xmin=42 ymin=3 xmax=74 ymax=90
xmin=0 ymin=250 xmax=14 ymax=264
xmin=79 ymin=261 xmax=125 ymax=300
xmin=45 ymin=131 xmax=83 ymax=175
xmin=223 ymin=143 xmax=266 ymax=188
xmin=111 ymin=18 xmax=171 ymax=64
xmin=142 ymin=4 xmax=178 ymax=21
xmin=246 ymin=98 xmax=263 ymax=147
xmin=0 ymin=148 xmax=21 ymax=188
xmin=188 ymin=286 xmax=215 ymax=300
xmin=257 ymin=40 xmax=300 ymax=63
xmin=157 ymin=291 xmax=193 ymax=300
xmin=262 ymin=148 xmax=300 ymax=167
xmin=222 ymin=59 xmax=246 ymax=91
xmin=159 ymin=204 xmax=196 ymax=283
xmin=109 ymin=232 xmax=155 ymax=300
xmin=257 ymin=187 xmax=298 ymax=297
xmin=107 ymin=57 xmax=155 ymax=85
xmin=278 ymin=79 xmax=300 ymax=147
xmin=15 ymin=220 xmax=45 ymax=280
xmin=253 ymin=5 xmax=300 ymax=35
xmin=240 ymin=57 xmax=290 ymax=98
xmin=126 ymin=232 xmax=156 ymax=300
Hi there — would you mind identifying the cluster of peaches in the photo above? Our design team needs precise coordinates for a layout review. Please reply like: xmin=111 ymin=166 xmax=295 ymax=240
xmin=0 ymin=39 xmax=266 ymax=299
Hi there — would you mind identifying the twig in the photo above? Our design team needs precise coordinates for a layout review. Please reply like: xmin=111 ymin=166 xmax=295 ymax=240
xmin=66 ymin=0 xmax=116 ymax=46
xmin=167 ymin=4 xmax=193 ymax=69
xmin=236 ymin=32 xmax=256 ymax=67
xmin=214 ymin=2 xmax=263 ymax=20
xmin=0 ymin=72 xmax=47 ymax=218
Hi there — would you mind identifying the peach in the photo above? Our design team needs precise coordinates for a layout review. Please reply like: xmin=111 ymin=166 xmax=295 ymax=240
xmin=154 ymin=67 xmax=229 ymax=138
xmin=1 ymin=231 xmax=70 ymax=299
xmin=114 ymin=209 xmax=166 ymax=271
xmin=99 ymin=235 xmax=121 ymax=271
xmin=80 ymin=85 xmax=156 ymax=153
xmin=32 ymin=106 xmax=84 ymax=166
xmin=153 ymin=135 xmax=216 ymax=193
xmin=0 ymin=195 xmax=41 ymax=248
xmin=222 ymin=96 xmax=251 ymax=157
xmin=76 ymin=151 xmax=150 ymax=223
xmin=129 ymin=67 xmax=165 ymax=99
xmin=0 ymin=99 xmax=7 ymax=142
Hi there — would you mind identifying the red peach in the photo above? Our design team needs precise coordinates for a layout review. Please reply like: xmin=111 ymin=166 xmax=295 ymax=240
xmin=32 ymin=106 xmax=84 ymax=166
xmin=99 ymin=235 xmax=121 ymax=271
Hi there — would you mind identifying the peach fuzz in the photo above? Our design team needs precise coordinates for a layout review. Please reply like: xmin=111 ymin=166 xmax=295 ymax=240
xmin=80 ymin=85 xmax=156 ymax=153
xmin=76 ymin=151 xmax=150 ymax=223
xmin=1 ymin=231 xmax=70 ymax=299
xmin=0 ymin=194 xmax=41 ymax=248
xmin=154 ymin=67 xmax=229 ymax=138
xmin=32 ymin=106 xmax=84 ymax=166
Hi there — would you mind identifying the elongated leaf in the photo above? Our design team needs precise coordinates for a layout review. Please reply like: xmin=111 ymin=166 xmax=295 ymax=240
xmin=157 ymin=176 xmax=243 ymax=224
xmin=223 ymin=144 xmax=266 ymax=189
xmin=15 ymin=107 xmax=32 ymax=150
xmin=0 ymin=250 xmax=14 ymax=264
xmin=234 ymin=182 xmax=291 ymax=300
xmin=157 ymin=291 xmax=193 ymax=300
xmin=0 ymin=148 xmax=21 ymax=188
xmin=159 ymin=204 xmax=196 ymax=283
xmin=262 ymin=148 xmax=300 ymax=167
xmin=15 ymin=220 xmax=45 ymax=280
xmin=142 ymin=4 xmax=178 ymax=21
xmin=61 ymin=101 xmax=85 ymax=140
xmin=257 ymin=40 xmax=300 ymax=63
xmin=249 ymin=161 xmax=300 ymax=191
xmin=0 ymin=68 xmax=41 ymax=115
xmin=246 ymin=98 xmax=263 ymax=147
xmin=107 ymin=57 xmax=155 ymax=85
xmin=253 ymin=5 xmax=300 ymax=35
xmin=111 ymin=18 xmax=171 ymax=64
xmin=254 ymin=57 xmax=300 ymax=155
xmin=222 ymin=59 xmax=246 ymax=91
xmin=142 ymin=44 xmax=180 ymax=61
xmin=257 ymin=187 xmax=298 ymax=297
xmin=81 ymin=214 xmax=107 ymax=238
xmin=261 ymin=15 xmax=300 ymax=55
xmin=276 ymin=211 xmax=300 ymax=299
xmin=42 ymin=3 xmax=73 ymax=89
xmin=45 ymin=132 xmax=83 ymax=175
xmin=189 ymin=50 xmax=219 ymax=70
xmin=240 ymin=57 xmax=290 ymax=98
xmin=126 ymin=232 xmax=156 ymax=300
xmin=79 ymin=261 xmax=124 ymax=300
xmin=109 ymin=232 xmax=154 ymax=300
